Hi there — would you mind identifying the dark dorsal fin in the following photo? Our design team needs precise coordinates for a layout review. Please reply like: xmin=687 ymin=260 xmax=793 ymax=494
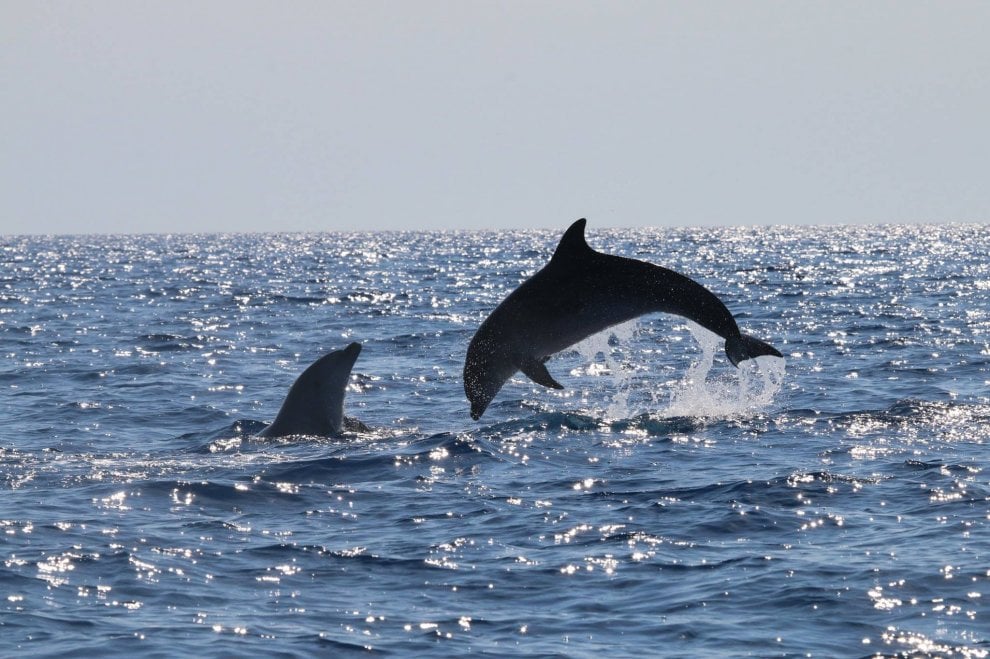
xmin=550 ymin=218 xmax=594 ymax=265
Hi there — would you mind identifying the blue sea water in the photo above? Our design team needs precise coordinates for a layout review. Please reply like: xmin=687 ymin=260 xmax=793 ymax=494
xmin=1 ymin=224 xmax=988 ymax=657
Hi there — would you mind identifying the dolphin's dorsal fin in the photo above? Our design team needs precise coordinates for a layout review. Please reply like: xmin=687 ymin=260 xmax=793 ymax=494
xmin=550 ymin=218 xmax=593 ymax=264
xmin=520 ymin=356 xmax=564 ymax=390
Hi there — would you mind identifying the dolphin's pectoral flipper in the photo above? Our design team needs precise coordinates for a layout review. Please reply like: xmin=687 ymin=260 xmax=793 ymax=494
xmin=725 ymin=333 xmax=783 ymax=367
xmin=521 ymin=357 xmax=564 ymax=389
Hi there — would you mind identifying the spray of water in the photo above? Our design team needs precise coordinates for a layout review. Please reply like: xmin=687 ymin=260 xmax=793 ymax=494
xmin=571 ymin=320 xmax=641 ymax=419
xmin=570 ymin=320 xmax=785 ymax=420
xmin=663 ymin=321 xmax=785 ymax=418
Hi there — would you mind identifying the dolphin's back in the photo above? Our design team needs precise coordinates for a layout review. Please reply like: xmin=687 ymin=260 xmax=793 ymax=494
xmin=521 ymin=219 xmax=742 ymax=351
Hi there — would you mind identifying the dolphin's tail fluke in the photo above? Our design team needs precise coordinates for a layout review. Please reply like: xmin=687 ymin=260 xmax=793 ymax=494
xmin=725 ymin=333 xmax=783 ymax=367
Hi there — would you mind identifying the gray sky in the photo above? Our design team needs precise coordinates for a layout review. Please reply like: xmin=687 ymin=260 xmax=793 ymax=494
xmin=3 ymin=1 xmax=990 ymax=235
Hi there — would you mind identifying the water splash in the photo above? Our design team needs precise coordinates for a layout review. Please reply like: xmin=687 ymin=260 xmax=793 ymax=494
xmin=569 ymin=320 xmax=785 ymax=420
xmin=663 ymin=321 xmax=785 ymax=418
xmin=572 ymin=320 xmax=640 ymax=419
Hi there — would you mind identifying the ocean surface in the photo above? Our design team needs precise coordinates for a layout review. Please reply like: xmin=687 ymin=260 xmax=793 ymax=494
xmin=1 ymin=224 xmax=988 ymax=657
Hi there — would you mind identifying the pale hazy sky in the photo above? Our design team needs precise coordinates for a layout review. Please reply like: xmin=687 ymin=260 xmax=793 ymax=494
xmin=3 ymin=1 xmax=989 ymax=235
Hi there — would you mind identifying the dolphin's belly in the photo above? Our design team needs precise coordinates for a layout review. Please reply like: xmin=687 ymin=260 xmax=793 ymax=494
xmin=529 ymin=304 xmax=645 ymax=358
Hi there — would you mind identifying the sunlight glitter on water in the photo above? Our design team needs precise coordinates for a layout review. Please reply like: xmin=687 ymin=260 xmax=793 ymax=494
xmin=2 ymin=226 xmax=988 ymax=657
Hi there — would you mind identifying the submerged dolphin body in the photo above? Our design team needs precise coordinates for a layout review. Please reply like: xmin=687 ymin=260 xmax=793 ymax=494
xmin=463 ymin=219 xmax=782 ymax=420
xmin=257 ymin=342 xmax=363 ymax=438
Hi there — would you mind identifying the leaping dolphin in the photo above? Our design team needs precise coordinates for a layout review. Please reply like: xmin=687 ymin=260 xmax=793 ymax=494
xmin=463 ymin=219 xmax=782 ymax=420
xmin=257 ymin=342 xmax=363 ymax=438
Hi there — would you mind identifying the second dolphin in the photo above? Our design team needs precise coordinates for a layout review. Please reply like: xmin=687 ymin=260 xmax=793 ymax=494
xmin=258 ymin=342 xmax=363 ymax=438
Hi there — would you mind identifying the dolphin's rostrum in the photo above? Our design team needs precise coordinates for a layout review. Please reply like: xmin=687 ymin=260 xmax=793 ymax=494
xmin=463 ymin=219 xmax=783 ymax=420
xmin=258 ymin=342 xmax=363 ymax=438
